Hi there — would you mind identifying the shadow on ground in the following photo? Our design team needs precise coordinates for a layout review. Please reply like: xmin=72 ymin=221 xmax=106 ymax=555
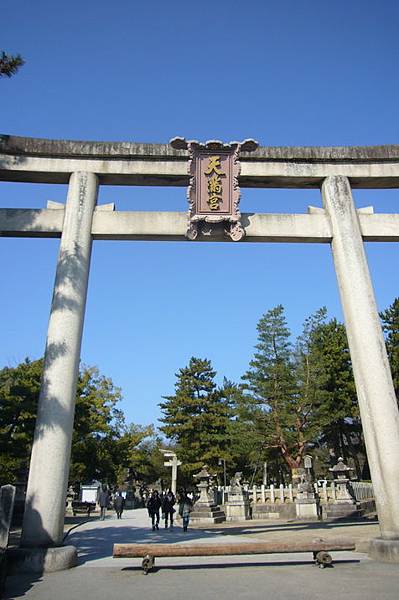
xmin=68 ymin=521 xmax=219 ymax=565
xmin=121 ymin=557 xmax=360 ymax=574
xmin=201 ymin=517 xmax=379 ymax=538
xmin=3 ymin=571 xmax=42 ymax=599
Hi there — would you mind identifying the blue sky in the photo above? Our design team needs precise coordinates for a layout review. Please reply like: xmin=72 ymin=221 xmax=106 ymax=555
xmin=1 ymin=0 xmax=399 ymax=426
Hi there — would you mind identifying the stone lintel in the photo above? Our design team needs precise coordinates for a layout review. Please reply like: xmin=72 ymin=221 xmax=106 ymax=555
xmin=2 ymin=135 xmax=399 ymax=187
xmin=2 ymin=133 xmax=399 ymax=162
xmin=2 ymin=209 xmax=399 ymax=242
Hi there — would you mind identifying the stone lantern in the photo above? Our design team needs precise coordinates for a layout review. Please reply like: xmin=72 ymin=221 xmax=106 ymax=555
xmin=190 ymin=465 xmax=225 ymax=524
xmin=194 ymin=465 xmax=214 ymax=507
xmin=324 ymin=457 xmax=360 ymax=519
xmin=329 ymin=457 xmax=356 ymax=504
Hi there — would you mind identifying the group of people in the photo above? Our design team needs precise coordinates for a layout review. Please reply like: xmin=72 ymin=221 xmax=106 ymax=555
xmin=147 ymin=489 xmax=193 ymax=532
xmin=97 ymin=485 xmax=194 ymax=530
xmin=98 ymin=486 xmax=125 ymax=520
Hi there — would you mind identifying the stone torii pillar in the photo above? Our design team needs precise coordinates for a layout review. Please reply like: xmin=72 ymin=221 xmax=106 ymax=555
xmin=322 ymin=176 xmax=399 ymax=559
xmin=21 ymin=171 xmax=98 ymax=548
xmin=162 ymin=451 xmax=181 ymax=496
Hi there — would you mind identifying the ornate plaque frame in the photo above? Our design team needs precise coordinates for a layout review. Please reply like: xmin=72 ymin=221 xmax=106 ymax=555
xmin=170 ymin=137 xmax=258 ymax=241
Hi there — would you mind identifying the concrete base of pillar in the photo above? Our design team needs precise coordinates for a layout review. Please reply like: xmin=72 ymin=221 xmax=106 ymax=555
xmin=7 ymin=545 xmax=77 ymax=574
xmin=368 ymin=538 xmax=399 ymax=563
xmin=225 ymin=500 xmax=251 ymax=521
xmin=295 ymin=500 xmax=319 ymax=520
xmin=190 ymin=504 xmax=225 ymax=524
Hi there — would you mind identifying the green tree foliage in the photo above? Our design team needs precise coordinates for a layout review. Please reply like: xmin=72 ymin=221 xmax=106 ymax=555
xmin=159 ymin=357 xmax=233 ymax=482
xmin=0 ymin=359 xmax=41 ymax=483
xmin=0 ymin=358 xmax=155 ymax=487
xmin=0 ymin=51 xmax=24 ymax=78
xmin=242 ymin=305 xmax=302 ymax=473
xmin=308 ymin=318 xmax=363 ymax=475
xmin=381 ymin=297 xmax=399 ymax=405
xmin=223 ymin=379 xmax=262 ymax=480
xmin=119 ymin=426 xmax=170 ymax=487
xmin=241 ymin=305 xmax=360 ymax=477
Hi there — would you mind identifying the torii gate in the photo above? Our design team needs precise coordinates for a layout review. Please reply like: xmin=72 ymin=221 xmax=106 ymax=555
xmin=1 ymin=135 xmax=399 ymax=562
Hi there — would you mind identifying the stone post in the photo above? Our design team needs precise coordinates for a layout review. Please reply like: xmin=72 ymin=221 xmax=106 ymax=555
xmin=279 ymin=484 xmax=284 ymax=503
xmin=0 ymin=485 xmax=16 ymax=551
xmin=261 ymin=484 xmax=266 ymax=503
xmin=252 ymin=485 xmax=257 ymax=504
xmin=322 ymin=482 xmax=328 ymax=503
xmin=322 ymin=176 xmax=399 ymax=547
xmin=162 ymin=451 xmax=182 ymax=497
xmin=330 ymin=481 xmax=336 ymax=501
xmin=21 ymin=172 xmax=98 ymax=547
xmin=288 ymin=484 xmax=294 ymax=502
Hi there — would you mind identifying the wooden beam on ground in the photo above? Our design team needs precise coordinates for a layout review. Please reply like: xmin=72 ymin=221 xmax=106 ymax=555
xmin=113 ymin=539 xmax=356 ymax=558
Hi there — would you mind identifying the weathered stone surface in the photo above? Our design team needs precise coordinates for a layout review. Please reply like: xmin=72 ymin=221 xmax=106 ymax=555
xmin=322 ymin=176 xmax=399 ymax=541
xmin=2 ymin=134 xmax=399 ymax=162
xmin=189 ymin=506 xmax=226 ymax=524
xmin=251 ymin=503 xmax=296 ymax=520
xmin=0 ymin=486 xmax=15 ymax=551
xmin=225 ymin=499 xmax=250 ymax=522
xmin=2 ymin=134 xmax=399 ymax=187
xmin=369 ymin=538 xmax=399 ymax=564
xmin=296 ymin=500 xmax=319 ymax=520
xmin=7 ymin=545 xmax=77 ymax=574
xmin=3 ymin=209 xmax=399 ymax=243
xmin=21 ymin=172 xmax=98 ymax=547
xmin=324 ymin=504 xmax=361 ymax=519
xmin=0 ymin=485 xmax=16 ymax=595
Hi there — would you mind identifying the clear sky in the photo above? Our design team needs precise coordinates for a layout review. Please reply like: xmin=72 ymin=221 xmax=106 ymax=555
xmin=1 ymin=0 xmax=399 ymax=427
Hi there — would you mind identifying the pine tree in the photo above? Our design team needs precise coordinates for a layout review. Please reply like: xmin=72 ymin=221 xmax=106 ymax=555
xmin=224 ymin=379 xmax=264 ymax=481
xmin=159 ymin=357 xmax=233 ymax=481
xmin=241 ymin=305 xmax=362 ymax=478
xmin=0 ymin=52 xmax=24 ymax=78
xmin=242 ymin=305 xmax=302 ymax=473
xmin=314 ymin=319 xmax=366 ymax=475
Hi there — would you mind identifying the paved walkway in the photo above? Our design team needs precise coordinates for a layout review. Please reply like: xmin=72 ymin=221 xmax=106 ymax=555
xmin=4 ymin=510 xmax=399 ymax=600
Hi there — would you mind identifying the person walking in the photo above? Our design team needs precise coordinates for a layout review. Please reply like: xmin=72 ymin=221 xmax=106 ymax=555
xmin=98 ymin=485 xmax=109 ymax=521
xmin=178 ymin=491 xmax=193 ymax=532
xmin=147 ymin=490 xmax=162 ymax=531
xmin=114 ymin=492 xmax=125 ymax=519
xmin=162 ymin=489 xmax=176 ymax=529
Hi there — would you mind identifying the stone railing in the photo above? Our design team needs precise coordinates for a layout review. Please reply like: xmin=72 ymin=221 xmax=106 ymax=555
xmin=216 ymin=480 xmax=375 ymax=505
xmin=350 ymin=481 xmax=374 ymax=502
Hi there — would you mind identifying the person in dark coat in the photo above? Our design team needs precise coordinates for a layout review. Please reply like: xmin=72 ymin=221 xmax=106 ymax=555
xmin=98 ymin=485 xmax=109 ymax=521
xmin=147 ymin=490 xmax=162 ymax=530
xmin=162 ymin=489 xmax=176 ymax=528
xmin=178 ymin=491 xmax=193 ymax=532
xmin=114 ymin=492 xmax=125 ymax=519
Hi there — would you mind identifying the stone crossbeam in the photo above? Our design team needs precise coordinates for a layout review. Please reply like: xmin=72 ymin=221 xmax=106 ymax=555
xmin=2 ymin=208 xmax=399 ymax=242
xmin=2 ymin=135 xmax=399 ymax=187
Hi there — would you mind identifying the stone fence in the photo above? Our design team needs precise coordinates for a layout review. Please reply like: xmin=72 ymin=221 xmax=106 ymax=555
xmin=216 ymin=481 xmax=374 ymax=505
xmin=350 ymin=481 xmax=374 ymax=502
